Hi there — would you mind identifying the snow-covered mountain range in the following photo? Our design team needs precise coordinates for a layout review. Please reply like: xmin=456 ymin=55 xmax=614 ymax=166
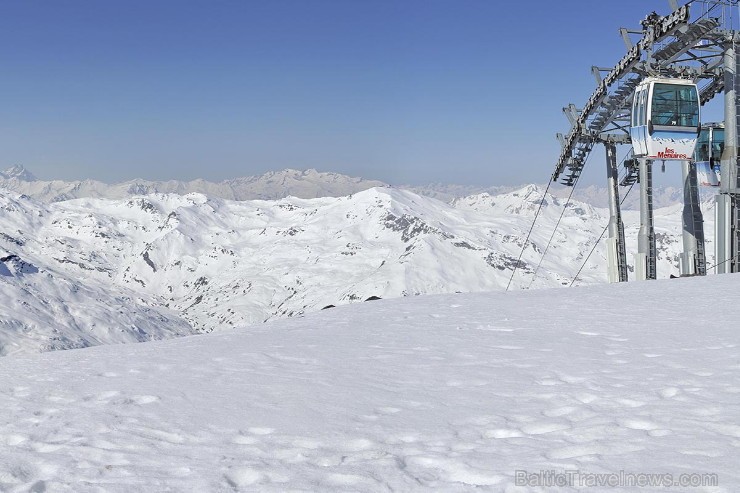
xmin=0 ymin=165 xmax=703 ymax=209
xmin=0 ymin=166 xmax=388 ymax=203
xmin=406 ymin=182 xmax=700 ymax=210
xmin=0 ymin=174 xmax=715 ymax=355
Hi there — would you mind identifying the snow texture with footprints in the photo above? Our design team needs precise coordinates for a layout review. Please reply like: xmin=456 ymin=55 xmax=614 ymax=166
xmin=0 ymin=273 xmax=738 ymax=492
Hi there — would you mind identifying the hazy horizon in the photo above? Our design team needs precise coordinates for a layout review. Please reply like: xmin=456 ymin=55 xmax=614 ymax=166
xmin=1 ymin=163 xmax=697 ymax=195
xmin=0 ymin=0 xmax=716 ymax=190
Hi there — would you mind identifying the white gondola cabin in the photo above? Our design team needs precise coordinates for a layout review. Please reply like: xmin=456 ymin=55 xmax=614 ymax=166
xmin=695 ymin=122 xmax=724 ymax=187
xmin=630 ymin=77 xmax=700 ymax=160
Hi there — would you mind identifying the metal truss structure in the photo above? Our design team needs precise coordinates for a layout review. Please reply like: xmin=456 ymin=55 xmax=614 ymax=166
xmin=551 ymin=0 xmax=740 ymax=281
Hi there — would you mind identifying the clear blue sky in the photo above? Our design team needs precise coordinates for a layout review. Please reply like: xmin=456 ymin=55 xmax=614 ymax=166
xmin=0 ymin=0 xmax=723 ymax=185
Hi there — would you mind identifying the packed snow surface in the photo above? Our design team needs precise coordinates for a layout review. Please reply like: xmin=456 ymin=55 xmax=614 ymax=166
xmin=1 ymin=274 xmax=738 ymax=492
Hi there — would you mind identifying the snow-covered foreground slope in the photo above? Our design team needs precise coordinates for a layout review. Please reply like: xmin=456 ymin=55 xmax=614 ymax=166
xmin=1 ymin=275 xmax=738 ymax=492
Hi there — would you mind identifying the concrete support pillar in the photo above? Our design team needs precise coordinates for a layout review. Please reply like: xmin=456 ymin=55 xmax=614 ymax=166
xmin=605 ymin=143 xmax=628 ymax=282
xmin=679 ymin=160 xmax=706 ymax=276
xmin=717 ymin=38 xmax=740 ymax=273
xmin=636 ymin=158 xmax=656 ymax=280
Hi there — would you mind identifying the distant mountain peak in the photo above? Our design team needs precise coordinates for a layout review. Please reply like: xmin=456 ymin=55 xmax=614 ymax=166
xmin=0 ymin=168 xmax=387 ymax=202
xmin=1 ymin=165 xmax=36 ymax=182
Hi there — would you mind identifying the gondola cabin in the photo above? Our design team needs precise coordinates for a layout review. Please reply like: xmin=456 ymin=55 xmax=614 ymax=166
xmin=630 ymin=77 xmax=700 ymax=160
xmin=694 ymin=122 xmax=724 ymax=187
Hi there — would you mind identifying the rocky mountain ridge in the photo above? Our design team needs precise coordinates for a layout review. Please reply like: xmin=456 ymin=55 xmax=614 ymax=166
xmin=0 ymin=183 xmax=710 ymax=355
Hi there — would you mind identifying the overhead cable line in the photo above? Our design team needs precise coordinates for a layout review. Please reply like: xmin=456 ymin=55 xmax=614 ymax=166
xmin=530 ymin=150 xmax=636 ymax=289
xmin=569 ymin=180 xmax=636 ymax=287
xmin=526 ymin=173 xmax=583 ymax=290
xmin=706 ymin=253 xmax=740 ymax=271
xmin=505 ymin=179 xmax=554 ymax=292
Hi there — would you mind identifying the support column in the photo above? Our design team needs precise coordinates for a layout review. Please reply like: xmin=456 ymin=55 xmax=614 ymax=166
xmin=717 ymin=38 xmax=740 ymax=273
xmin=680 ymin=160 xmax=706 ymax=276
xmin=605 ymin=143 xmax=628 ymax=282
xmin=715 ymin=194 xmax=732 ymax=273
xmin=636 ymin=158 xmax=656 ymax=280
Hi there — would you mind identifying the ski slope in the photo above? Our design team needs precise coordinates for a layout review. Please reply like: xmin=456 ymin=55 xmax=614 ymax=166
xmin=0 ymin=274 xmax=738 ymax=492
